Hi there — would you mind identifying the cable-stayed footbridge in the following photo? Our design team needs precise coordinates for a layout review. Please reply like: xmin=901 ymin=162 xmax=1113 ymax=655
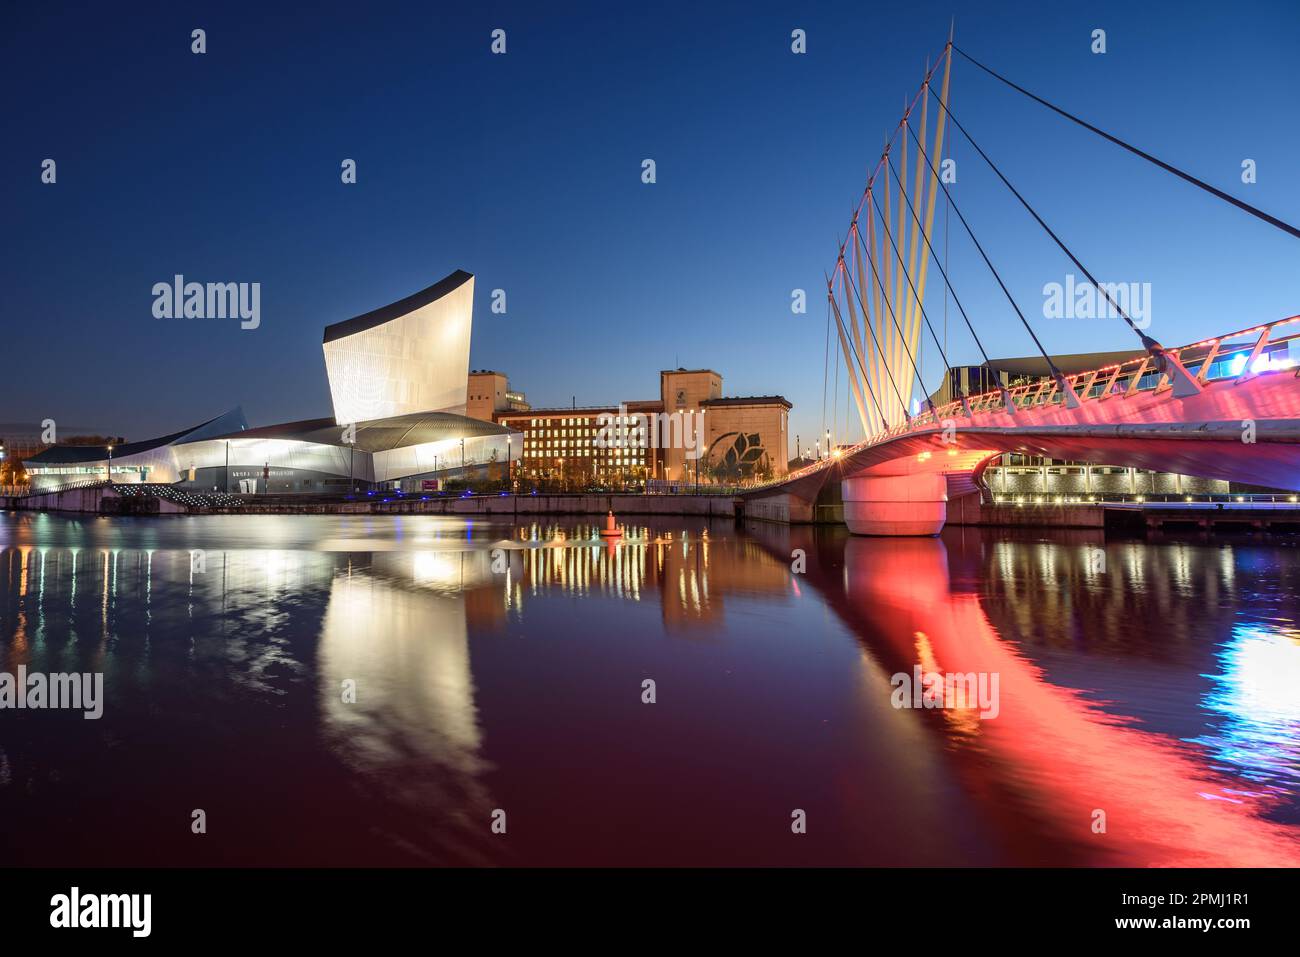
xmin=742 ymin=36 xmax=1300 ymax=535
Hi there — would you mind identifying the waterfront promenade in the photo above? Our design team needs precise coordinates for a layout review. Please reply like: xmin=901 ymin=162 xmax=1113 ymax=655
xmin=8 ymin=481 xmax=1300 ymax=534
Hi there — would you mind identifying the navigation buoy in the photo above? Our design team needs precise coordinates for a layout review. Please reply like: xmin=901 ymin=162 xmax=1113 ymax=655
xmin=599 ymin=510 xmax=623 ymax=539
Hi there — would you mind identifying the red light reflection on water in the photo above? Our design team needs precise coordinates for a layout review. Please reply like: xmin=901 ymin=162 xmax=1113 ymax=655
xmin=844 ymin=537 xmax=1300 ymax=867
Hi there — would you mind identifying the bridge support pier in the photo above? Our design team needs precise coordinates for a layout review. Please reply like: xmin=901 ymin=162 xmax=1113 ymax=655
xmin=842 ymin=473 xmax=947 ymax=536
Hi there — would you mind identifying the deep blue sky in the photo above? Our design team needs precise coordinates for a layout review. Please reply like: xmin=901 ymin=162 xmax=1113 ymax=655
xmin=4 ymin=0 xmax=1298 ymax=450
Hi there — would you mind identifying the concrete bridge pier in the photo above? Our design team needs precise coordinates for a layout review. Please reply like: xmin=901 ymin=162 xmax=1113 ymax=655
xmin=842 ymin=473 xmax=948 ymax=536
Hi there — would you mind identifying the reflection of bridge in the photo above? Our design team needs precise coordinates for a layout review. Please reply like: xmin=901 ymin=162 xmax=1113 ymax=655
xmin=740 ymin=523 xmax=1300 ymax=865
xmin=745 ymin=37 xmax=1300 ymax=535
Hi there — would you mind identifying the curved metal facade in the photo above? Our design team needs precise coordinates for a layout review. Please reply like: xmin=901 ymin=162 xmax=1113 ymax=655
xmin=26 ymin=270 xmax=513 ymax=495
xmin=322 ymin=271 xmax=474 ymax=424
xmin=24 ymin=407 xmax=248 ymax=489
xmin=170 ymin=412 xmax=513 ymax=492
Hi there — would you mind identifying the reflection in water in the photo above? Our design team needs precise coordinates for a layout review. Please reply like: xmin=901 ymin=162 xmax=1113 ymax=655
xmin=827 ymin=535 xmax=1300 ymax=866
xmin=1193 ymin=623 xmax=1300 ymax=794
xmin=317 ymin=552 xmax=497 ymax=864
xmin=0 ymin=512 xmax=1298 ymax=865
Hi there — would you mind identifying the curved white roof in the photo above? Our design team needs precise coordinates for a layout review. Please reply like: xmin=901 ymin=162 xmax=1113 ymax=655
xmin=322 ymin=270 xmax=474 ymax=425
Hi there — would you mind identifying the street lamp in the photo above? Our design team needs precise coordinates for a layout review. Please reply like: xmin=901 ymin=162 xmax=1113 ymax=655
xmin=106 ymin=444 xmax=114 ymax=485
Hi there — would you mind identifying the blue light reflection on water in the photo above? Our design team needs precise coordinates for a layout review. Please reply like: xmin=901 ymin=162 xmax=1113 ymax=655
xmin=1191 ymin=622 xmax=1300 ymax=793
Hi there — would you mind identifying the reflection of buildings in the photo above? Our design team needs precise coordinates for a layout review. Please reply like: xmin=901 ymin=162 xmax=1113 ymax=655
xmin=653 ymin=534 xmax=794 ymax=630
xmin=26 ymin=270 xmax=513 ymax=493
xmin=487 ymin=369 xmax=791 ymax=486
xmin=483 ymin=523 xmax=792 ymax=631
xmin=0 ymin=537 xmax=506 ymax=864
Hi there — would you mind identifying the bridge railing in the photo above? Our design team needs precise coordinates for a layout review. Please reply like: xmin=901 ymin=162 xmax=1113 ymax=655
xmin=741 ymin=312 xmax=1300 ymax=495
xmin=916 ymin=312 xmax=1300 ymax=426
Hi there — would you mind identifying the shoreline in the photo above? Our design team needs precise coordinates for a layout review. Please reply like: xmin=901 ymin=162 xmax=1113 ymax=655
xmin=6 ymin=486 xmax=1300 ymax=535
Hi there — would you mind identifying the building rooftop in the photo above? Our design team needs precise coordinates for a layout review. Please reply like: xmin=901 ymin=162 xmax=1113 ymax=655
xmin=983 ymin=350 xmax=1143 ymax=377
xmin=700 ymin=395 xmax=792 ymax=409
xmin=322 ymin=269 xmax=473 ymax=344
xmin=204 ymin=410 xmax=509 ymax=453
xmin=497 ymin=406 xmax=618 ymax=416
xmin=25 ymin=408 xmax=248 ymax=465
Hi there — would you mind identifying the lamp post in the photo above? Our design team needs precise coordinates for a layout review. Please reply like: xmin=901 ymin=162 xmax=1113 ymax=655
xmin=106 ymin=444 xmax=114 ymax=485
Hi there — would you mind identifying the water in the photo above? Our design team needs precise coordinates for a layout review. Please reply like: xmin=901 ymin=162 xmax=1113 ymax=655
xmin=1 ymin=511 xmax=1298 ymax=866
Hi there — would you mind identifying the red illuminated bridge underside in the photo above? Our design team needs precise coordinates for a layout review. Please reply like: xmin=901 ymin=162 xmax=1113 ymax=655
xmin=743 ymin=321 xmax=1300 ymax=535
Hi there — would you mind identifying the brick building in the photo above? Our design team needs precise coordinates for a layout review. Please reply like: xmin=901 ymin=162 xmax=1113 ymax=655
xmin=474 ymin=369 xmax=790 ymax=487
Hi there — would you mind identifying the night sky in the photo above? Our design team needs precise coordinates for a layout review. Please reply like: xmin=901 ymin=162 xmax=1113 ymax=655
xmin=4 ymin=0 xmax=1298 ymax=451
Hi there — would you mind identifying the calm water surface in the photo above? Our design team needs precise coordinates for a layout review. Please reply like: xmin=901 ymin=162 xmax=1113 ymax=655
xmin=1 ymin=512 xmax=1298 ymax=866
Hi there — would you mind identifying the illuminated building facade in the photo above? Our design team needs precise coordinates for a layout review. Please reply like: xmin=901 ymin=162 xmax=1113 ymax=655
xmin=29 ymin=270 xmax=514 ymax=493
xmin=498 ymin=404 xmax=661 ymax=486
xmin=322 ymin=270 xmax=475 ymax=423
xmin=495 ymin=369 xmax=791 ymax=487
xmin=24 ymin=409 xmax=249 ymax=489
xmin=27 ymin=271 xmax=791 ymax=495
